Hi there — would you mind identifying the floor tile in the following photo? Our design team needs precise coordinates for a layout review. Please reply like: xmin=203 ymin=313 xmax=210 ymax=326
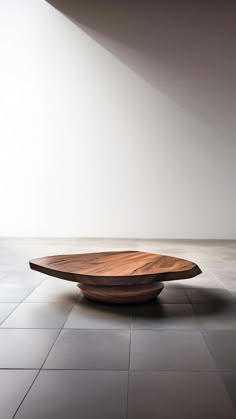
xmin=44 ymin=329 xmax=130 ymax=370
xmin=213 ymin=270 xmax=236 ymax=281
xmin=1 ymin=239 xmax=236 ymax=419
xmin=173 ymin=274 xmax=224 ymax=289
xmin=0 ymin=283 xmax=36 ymax=302
xmin=196 ymin=261 xmax=234 ymax=270
xmin=0 ymin=329 xmax=59 ymax=368
xmin=212 ymin=271 xmax=236 ymax=290
xmin=24 ymin=285 xmax=79 ymax=303
xmin=186 ymin=288 xmax=235 ymax=304
xmin=14 ymin=370 xmax=128 ymax=419
xmin=0 ymin=271 xmax=43 ymax=287
xmin=39 ymin=277 xmax=78 ymax=288
xmin=128 ymin=371 xmax=236 ymax=419
xmin=64 ymin=299 xmax=131 ymax=329
xmin=231 ymin=291 xmax=236 ymax=300
xmin=0 ymin=303 xmax=18 ymax=324
xmin=130 ymin=330 xmax=216 ymax=371
xmin=219 ymin=281 xmax=236 ymax=291
xmin=131 ymin=303 xmax=199 ymax=330
xmin=156 ymin=287 xmax=189 ymax=303
xmin=193 ymin=303 xmax=236 ymax=330
xmin=0 ymin=370 xmax=38 ymax=419
xmin=220 ymin=254 xmax=236 ymax=263
xmin=221 ymin=372 xmax=236 ymax=411
xmin=1 ymin=303 xmax=73 ymax=328
xmin=203 ymin=331 xmax=236 ymax=370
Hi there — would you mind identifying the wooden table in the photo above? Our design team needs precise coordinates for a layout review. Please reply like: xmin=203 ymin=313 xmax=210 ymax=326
xmin=29 ymin=251 xmax=201 ymax=304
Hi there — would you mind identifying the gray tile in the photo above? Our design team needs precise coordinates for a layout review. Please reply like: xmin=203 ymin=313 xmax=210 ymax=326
xmin=0 ymin=329 xmax=59 ymax=368
xmin=39 ymin=277 xmax=77 ymax=288
xmin=0 ymin=303 xmax=18 ymax=324
xmin=1 ymin=239 xmax=236 ymax=418
xmin=131 ymin=303 xmax=199 ymax=330
xmin=0 ymin=370 xmax=38 ymax=419
xmin=212 ymin=271 xmax=236 ymax=290
xmin=0 ymin=271 xmax=43 ymax=287
xmin=64 ymin=299 xmax=131 ymax=329
xmin=196 ymin=261 xmax=234 ymax=270
xmin=219 ymin=281 xmax=236 ymax=291
xmin=193 ymin=303 xmax=236 ymax=330
xmin=186 ymin=288 xmax=235 ymax=304
xmin=128 ymin=371 xmax=236 ymax=419
xmin=220 ymin=255 xmax=236 ymax=263
xmin=213 ymin=270 xmax=236 ymax=281
xmin=15 ymin=370 xmax=128 ymax=419
xmin=163 ymin=280 xmax=187 ymax=288
xmin=203 ymin=331 xmax=236 ymax=370
xmin=231 ymin=291 xmax=236 ymax=300
xmin=130 ymin=330 xmax=216 ymax=371
xmin=1 ymin=303 xmax=73 ymax=329
xmin=172 ymin=273 xmax=224 ymax=289
xmin=221 ymin=372 xmax=236 ymax=411
xmin=44 ymin=329 xmax=130 ymax=370
xmin=0 ymin=283 xmax=36 ymax=302
xmin=24 ymin=285 xmax=79 ymax=303
xmin=157 ymin=287 xmax=189 ymax=303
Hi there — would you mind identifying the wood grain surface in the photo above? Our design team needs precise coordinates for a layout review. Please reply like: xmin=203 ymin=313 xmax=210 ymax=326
xmin=29 ymin=251 xmax=201 ymax=285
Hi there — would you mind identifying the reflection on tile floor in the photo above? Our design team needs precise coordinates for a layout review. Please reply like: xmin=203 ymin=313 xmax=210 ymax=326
xmin=0 ymin=239 xmax=236 ymax=418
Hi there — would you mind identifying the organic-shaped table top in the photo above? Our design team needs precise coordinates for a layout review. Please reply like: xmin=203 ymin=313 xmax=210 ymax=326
xmin=30 ymin=250 xmax=201 ymax=285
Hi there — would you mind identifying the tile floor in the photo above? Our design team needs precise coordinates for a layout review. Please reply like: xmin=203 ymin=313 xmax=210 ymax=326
xmin=0 ymin=238 xmax=236 ymax=418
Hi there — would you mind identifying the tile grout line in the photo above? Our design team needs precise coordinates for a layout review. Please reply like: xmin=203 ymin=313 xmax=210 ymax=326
xmin=12 ymin=369 xmax=41 ymax=418
xmin=0 ymin=302 xmax=22 ymax=327
xmin=209 ymin=270 xmax=236 ymax=294
xmin=198 ymin=328 xmax=236 ymax=412
xmin=2 ymin=326 xmax=236 ymax=331
xmin=39 ymin=329 xmax=63 ymax=370
xmin=126 ymin=325 xmax=131 ymax=419
xmin=40 ymin=301 xmax=77 ymax=370
xmin=11 ymin=301 xmax=76 ymax=418
xmin=12 ymin=323 xmax=64 ymax=418
xmin=1 ymin=240 xmax=236 ymax=418
xmin=1 ymin=367 xmax=236 ymax=372
xmin=184 ymin=288 xmax=193 ymax=305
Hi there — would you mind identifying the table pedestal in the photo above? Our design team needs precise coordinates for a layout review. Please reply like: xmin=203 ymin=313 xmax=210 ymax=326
xmin=78 ymin=282 xmax=164 ymax=304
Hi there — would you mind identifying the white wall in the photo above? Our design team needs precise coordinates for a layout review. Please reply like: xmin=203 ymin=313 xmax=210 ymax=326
xmin=0 ymin=0 xmax=235 ymax=238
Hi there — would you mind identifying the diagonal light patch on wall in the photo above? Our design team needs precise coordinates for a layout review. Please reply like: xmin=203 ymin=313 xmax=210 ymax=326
xmin=46 ymin=0 xmax=236 ymax=137
xmin=43 ymin=0 xmax=235 ymax=239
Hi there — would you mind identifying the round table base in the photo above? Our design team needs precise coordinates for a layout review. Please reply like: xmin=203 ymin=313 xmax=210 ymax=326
xmin=78 ymin=282 xmax=164 ymax=304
